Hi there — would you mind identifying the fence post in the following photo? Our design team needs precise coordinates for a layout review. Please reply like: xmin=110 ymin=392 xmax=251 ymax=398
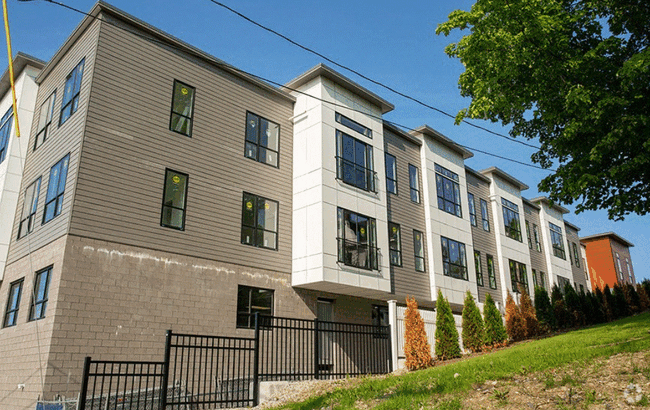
xmin=313 ymin=318 xmax=319 ymax=380
xmin=160 ymin=330 xmax=172 ymax=409
xmin=253 ymin=313 xmax=260 ymax=406
xmin=78 ymin=356 xmax=91 ymax=410
xmin=387 ymin=300 xmax=398 ymax=372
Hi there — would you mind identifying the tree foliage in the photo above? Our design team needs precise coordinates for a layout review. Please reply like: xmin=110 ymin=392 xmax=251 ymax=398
xmin=404 ymin=296 xmax=434 ymax=370
xmin=461 ymin=291 xmax=486 ymax=352
xmin=505 ymin=293 xmax=526 ymax=342
xmin=435 ymin=290 xmax=462 ymax=360
xmin=483 ymin=293 xmax=508 ymax=346
xmin=534 ymin=286 xmax=555 ymax=332
xmin=519 ymin=288 xmax=539 ymax=337
xmin=437 ymin=0 xmax=650 ymax=220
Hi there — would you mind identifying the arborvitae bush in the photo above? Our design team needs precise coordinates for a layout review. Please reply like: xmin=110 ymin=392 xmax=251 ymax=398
xmin=612 ymin=284 xmax=629 ymax=318
xmin=643 ymin=280 xmax=650 ymax=300
xmin=551 ymin=285 xmax=569 ymax=328
xmin=519 ymin=288 xmax=539 ymax=338
xmin=483 ymin=293 xmax=508 ymax=347
xmin=563 ymin=283 xmax=584 ymax=327
xmin=505 ymin=293 xmax=526 ymax=342
xmin=624 ymin=284 xmax=641 ymax=314
xmin=578 ymin=290 xmax=592 ymax=325
xmin=588 ymin=291 xmax=606 ymax=324
xmin=403 ymin=296 xmax=434 ymax=370
xmin=636 ymin=284 xmax=650 ymax=311
xmin=434 ymin=290 xmax=461 ymax=360
xmin=534 ymin=286 xmax=555 ymax=332
xmin=604 ymin=285 xmax=617 ymax=319
xmin=461 ymin=291 xmax=485 ymax=353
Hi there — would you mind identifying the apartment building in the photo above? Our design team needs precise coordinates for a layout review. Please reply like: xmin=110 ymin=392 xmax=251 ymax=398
xmin=581 ymin=232 xmax=636 ymax=290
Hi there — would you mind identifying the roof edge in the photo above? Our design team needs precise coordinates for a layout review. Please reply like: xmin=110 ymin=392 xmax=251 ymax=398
xmin=0 ymin=52 xmax=46 ymax=97
xmin=580 ymin=232 xmax=634 ymax=248
xmin=479 ymin=166 xmax=529 ymax=191
xmin=410 ymin=125 xmax=474 ymax=159
xmin=383 ymin=121 xmax=422 ymax=146
xmin=530 ymin=196 xmax=570 ymax=214
xmin=563 ymin=220 xmax=581 ymax=232
xmin=521 ymin=197 xmax=541 ymax=210
xmin=465 ymin=165 xmax=491 ymax=183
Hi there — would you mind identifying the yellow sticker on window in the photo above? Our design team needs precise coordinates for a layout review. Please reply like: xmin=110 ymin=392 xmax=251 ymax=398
xmin=181 ymin=87 xmax=188 ymax=95
xmin=360 ymin=227 xmax=366 ymax=235
xmin=265 ymin=203 xmax=270 ymax=210
xmin=392 ymin=226 xmax=397 ymax=233
xmin=416 ymin=234 xmax=420 ymax=240
xmin=246 ymin=201 xmax=253 ymax=210
xmin=172 ymin=175 xmax=180 ymax=184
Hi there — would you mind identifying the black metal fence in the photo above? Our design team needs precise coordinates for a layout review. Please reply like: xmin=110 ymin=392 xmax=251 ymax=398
xmin=79 ymin=315 xmax=391 ymax=409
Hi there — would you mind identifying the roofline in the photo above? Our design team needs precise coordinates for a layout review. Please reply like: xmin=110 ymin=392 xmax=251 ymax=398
xmin=0 ymin=52 xmax=45 ymax=97
xmin=410 ymin=125 xmax=474 ymax=159
xmin=465 ymin=165 xmax=491 ymax=184
xmin=580 ymin=232 xmax=634 ymax=248
xmin=36 ymin=1 xmax=294 ymax=103
xmin=563 ymin=220 xmax=581 ymax=232
xmin=530 ymin=196 xmax=570 ymax=214
xmin=383 ymin=121 xmax=422 ymax=146
xmin=521 ymin=197 xmax=541 ymax=210
xmin=479 ymin=166 xmax=529 ymax=191
xmin=285 ymin=63 xmax=394 ymax=114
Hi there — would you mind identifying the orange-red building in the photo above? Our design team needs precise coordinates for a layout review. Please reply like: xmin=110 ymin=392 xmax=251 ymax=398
xmin=581 ymin=232 xmax=635 ymax=290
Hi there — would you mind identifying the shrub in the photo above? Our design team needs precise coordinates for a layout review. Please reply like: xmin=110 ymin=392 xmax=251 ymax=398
xmin=551 ymin=285 xmax=569 ymax=329
xmin=603 ymin=285 xmax=617 ymax=319
xmin=483 ymin=293 xmax=508 ymax=347
xmin=461 ymin=291 xmax=485 ymax=353
xmin=563 ymin=283 xmax=584 ymax=327
xmin=612 ymin=284 xmax=629 ymax=318
xmin=519 ymin=288 xmax=539 ymax=337
xmin=505 ymin=293 xmax=526 ymax=342
xmin=403 ymin=296 xmax=434 ymax=370
xmin=435 ymin=290 xmax=461 ymax=360
xmin=636 ymin=284 xmax=650 ymax=311
xmin=588 ymin=291 xmax=606 ymax=324
xmin=624 ymin=284 xmax=641 ymax=314
xmin=534 ymin=286 xmax=555 ymax=332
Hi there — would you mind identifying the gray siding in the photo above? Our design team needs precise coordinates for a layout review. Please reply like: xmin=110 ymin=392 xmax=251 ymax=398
xmin=384 ymin=128 xmax=430 ymax=302
xmin=523 ymin=203 xmax=549 ymax=290
xmin=566 ymin=225 xmax=588 ymax=291
xmin=66 ymin=16 xmax=294 ymax=274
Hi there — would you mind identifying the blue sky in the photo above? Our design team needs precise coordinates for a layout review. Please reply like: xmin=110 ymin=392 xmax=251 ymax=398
xmin=3 ymin=0 xmax=648 ymax=281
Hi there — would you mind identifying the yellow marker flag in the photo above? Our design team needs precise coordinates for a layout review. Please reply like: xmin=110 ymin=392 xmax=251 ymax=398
xmin=2 ymin=0 xmax=20 ymax=138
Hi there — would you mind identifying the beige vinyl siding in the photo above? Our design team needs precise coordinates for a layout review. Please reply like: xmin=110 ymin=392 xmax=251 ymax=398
xmin=7 ymin=19 xmax=101 ymax=264
xmin=67 ymin=17 xmax=294 ymax=274
xmin=565 ymin=225 xmax=588 ymax=290
xmin=523 ymin=203 xmax=549 ymax=289
xmin=384 ymin=128 xmax=430 ymax=302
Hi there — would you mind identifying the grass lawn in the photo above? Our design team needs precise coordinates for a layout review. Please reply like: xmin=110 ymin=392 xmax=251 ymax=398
xmin=272 ymin=312 xmax=650 ymax=410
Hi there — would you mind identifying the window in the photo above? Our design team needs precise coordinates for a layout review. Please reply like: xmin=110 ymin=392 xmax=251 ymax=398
xmin=413 ymin=230 xmax=425 ymax=272
xmin=526 ymin=221 xmax=533 ymax=249
xmin=42 ymin=154 xmax=70 ymax=224
xmin=615 ymin=252 xmax=623 ymax=282
xmin=549 ymin=223 xmax=566 ymax=259
xmin=335 ymin=112 xmax=371 ymax=138
xmin=236 ymin=285 xmax=273 ymax=329
xmin=169 ymin=80 xmax=195 ymax=136
xmin=573 ymin=243 xmax=580 ymax=268
xmin=487 ymin=255 xmax=497 ymax=289
xmin=336 ymin=130 xmax=375 ymax=192
xmin=18 ymin=178 xmax=41 ymax=239
xmin=509 ymin=259 xmax=528 ymax=294
xmin=441 ymin=237 xmax=467 ymax=280
xmin=409 ymin=164 xmax=420 ymax=203
xmin=533 ymin=224 xmax=541 ymax=252
xmin=0 ymin=108 xmax=13 ymax=164
xmin=160 ymin=169 xmax=188 ymax=230
xmin=579 ymin=284 xmax=584 ymax=293
xmin=241 ymin=193 xmax=279 ymax=250
xmin=245 ymin=112 xmax=279 ymax=167
xmin=474 ymin=251 xmax=484 ymax=286
xmin=34 ymin=90 xmax=56 ymax=150
xmin=435 ymin=164 xmax=461 ymax=217
xmin=372 ymin=305 xmax=389 ymax=338
xmin=532 ymin=269 xmax=538 ymax=289
xmin=3 ymin=279 xmax=24 ymax=327
xmin=59 ymin=59 xmax=85 ymax=125
xmin=385 ymin=153 xmax=397 ymax=195
xmin=468 ymin=193 xmax=477 ymax=226
xmin=557 ymin=276 xmax=571 ymax=290
xmin=388 ymin=222 xmax=401 ymax=266
xmin=539 ymin=271 xmax=546 ymax=290
xmin=625 ymin=258 xmax=634 ymax=284
xmin=337 ymin=208 xmax=378 ymax=270
xmin=567 ymin=240 xmax=573 ymax=265
xmin=29 ymin=266 xmax=52 ymax=321
xmin=501 ymin=198 xmax=521 ymax=241
xmin=480 ymin=199 xmax=490 ymax=231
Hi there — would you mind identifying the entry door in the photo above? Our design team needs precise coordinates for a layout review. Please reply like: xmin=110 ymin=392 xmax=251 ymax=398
xmin=317 ymin=300 xmax=333 ymax=367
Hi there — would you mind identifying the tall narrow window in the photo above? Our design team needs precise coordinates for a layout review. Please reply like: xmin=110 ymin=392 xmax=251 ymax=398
xmin=160 ymin=169 xmax=188 ymax=230
xmin=413 ymin=230 xmax=425 ymax=272
xmin=336 ymin=130 xmax=375 ymax=192
xmin=526 ymin=221 xmax=533 ymax=249
xmin=533 ymin=224 xmax=541 ymax=252
xmin=3 ymin=279 xmax=24 ymax=327
xmin=540 ymin=271 xmax=546 ymax=290
xmin=18 ymin=177 xmax=41 ymax=239
xmin=573 ymin=243 xmax=580 ymax=268
xmin=567 ymin=240 xmax=573 ymax=265
xmin=441 ymin=237 xmax=467 ymax=280
xmin=169 ymin=80 xmax=195 ymax=136
xmin=532 ymin=269 xmax=538 ymax=288
xmin=501 ymin=198 xmax=522 ymax=241
xmin=388 ymin=222 xmax=401 ymax=266
xmin=549 ymin=223 xmax=566 ymax=259
xmin=474 ymin=251 xmax=484 ymax=286
xmin=0 ymin=108 xmax=12 ymax=164
xmin=43 ymin=154 xmax=70 ymax=224
xmin=509 ymin=259 xmax=528 ymax=294
xmin=59 ymin=59 xmax=85 ymax=125
xmin=337 ymin=208 xmax=378 ymax=270
xmin=435 ymin=164 xmax=461 ymax=217
xmin=241 ymin=193 xmax=279 ymax=250
xmin=615 ymin=252 xmax=623 ymax=282
xmin=487 ymin=255 xmax=497 ymax=289
xmin=34 ymin=90 xmax=56 ymax=150
xmin=409 ymin=164 xmax=420 ymax=203
xmin=335 ymin=112 xmax=371 ymax=138
xmin=385 ymin=153 xmax=397 ymax=194
xmin=29 ymin=266 xmax=52 ymax=321
xmin=468 ymin=193 xmax=477 ymax=226
xmin=480 ymin=199 xmax=490 ymax=231
xmin=625 ymin=258 xmax=634 ymax=284
xmin=236 ymin=285 xmax=273 ymax=328
xmin=245 ymin=112 xmax=279 ymax=167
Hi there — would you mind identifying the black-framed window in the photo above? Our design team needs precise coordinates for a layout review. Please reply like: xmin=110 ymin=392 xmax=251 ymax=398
xmin=409 ymin=164 xmax=420 ymax=203
xmin=509 ymin=259 xmax=528 ymax=294
xmin=241 ymin=193 xmax=279 ymax=250
xmin=372 ymin=305 xmax=389 ymax=338
xmin=245 ymin=112 xmax=279 ymax=167
xmin=468 ymin=193 xmax=477 ymax=226
xmin=435 ymin=164 xmax=461 ymax=217
xmin=533 ymin=224 xmax=541 ymax=252
xmin=487 ymin=254 xmax=497 ymax=289
xmin=526 ymin=220 xmax=533 ymax=249
xmin=413 ymin=230 xmax=425 ymax=272
xmin=549 ymin=223 xmax=566 ymax=259
xmin=336 ymin=130 xmax=375 ymax=192
xmin=441 ymin=236 xmax=467 ymax=280
xmin=29 ymin=266 xmax=52 ymax=321
xmin=35 ymin=90 xmax=56 ymax=150
xmin=169 ymin=80 xmax=195 ymax=137
xmin=337 ymin=208 xmax=378 ymax=270
xmin=388 ymin=222 xmax=402 ymax=266
xmin=0 ymin=107 xmax=12 ymax=164
xmin=573 ymin=243 xmax=580 ymax=268
xmin=335 ymin=112 xmax=372 ymax=138
xmin=60 ymin=59 xmax=85 ymax=126
xmin=474 ymin=251 xmax=484 ymax=286
xmin=160 ymin=169 xmax=188 ymax=230
xmin=18 ymin=177 xmax=41 ymax=239
xmin=540 ymin=271 xmax=546 ymax=290
xmin=557 ymin=276 xmax=571 ymax=290
xmin=567 ymin=240 xmax=573 ymax=265
xmin=236 ymin=285 xmax=273 ymax=329
xmin=3 ymin=278 xmax=24 ymax=328
xmin=532 ymin=269 xmax=538 ymax=288
xmin=385 ymin=153 xmax=397 ymax=195
xmin=501 ymin=198 xmax=522 ymax=241
xmin=43 ymin=154 xmax=70 ymax=224
xmin=480 ymin=198 xmax=490 ymax=232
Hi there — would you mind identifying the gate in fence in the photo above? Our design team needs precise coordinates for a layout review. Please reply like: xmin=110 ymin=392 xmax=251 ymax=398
xmin=78 ymin=314 xmax=391 ymax=409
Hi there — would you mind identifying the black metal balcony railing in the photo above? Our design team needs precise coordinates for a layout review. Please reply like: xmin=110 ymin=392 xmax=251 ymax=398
xmin=335 ymin=156 xmax=377 ymax=193
xmin=337 ymin=238 xmax=379 ymax=271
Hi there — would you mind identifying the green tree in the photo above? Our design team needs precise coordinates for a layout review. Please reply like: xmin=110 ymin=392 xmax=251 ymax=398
xmin=534 ymin=286 xmax=555 ymax=332
xmin=437 ymin=0 xmax=650 ymax=220
xmin=563 ymin=283 xmax=584 ymax=327
xmin=435 ymin=290 xmax=462 ymax=360
xmin=483 ymin=293 xmax=508 ymax=346
xmin=551 ymin=284 xmax=569 ymax=329
xmin=461 ymin=291 xmax=485 ymax=352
